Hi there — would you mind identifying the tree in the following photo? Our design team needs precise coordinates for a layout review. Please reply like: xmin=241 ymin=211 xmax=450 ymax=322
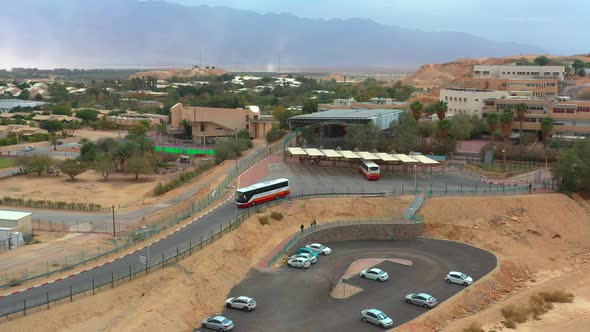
xmin=266 ymin=126 xmax=286 ymax=143
xmin=237 ymin=129 xmax=251 ymax=140
xmin=114 ymin=140 xmax=141 ymax=170
xmin=79 ymin=141 xmax=99 ymax=162
xmin=40 ymin=120 xmax=64 ymax=133
xmin=515 ymin=103 xmax=528 ymax=145
xmin=125 ymin=156 xmax=153 ymax=180
xmin=499 ymin=109 xmax=514 ymax=170
xmin=60 ymin=159 xmax=88 ymax=181
xmin=577 ymin=68 xmax=586 ymax=77
xmin=573 ymin=59 xmax=586 ymax=69
xmin=540 ymin=117 xmax=555 ymax=147
xmin=302 ymin=99 xmax=318 ymax=114
xmin=272 ymin=106 xmax=291 ymax=129
xmin=20 ymin=156 xmax=53 ymax=175
xmin=552 ymin=139 xmax=590 ymax=193
xmin=94 ymin=156 xmax=117 ymax=181
xmin=388 ymin=112 xmax=418 ymax=153
xmin=34 ymin=93 xmax=43 ymax=101
xmin=449 ymin=115 xmax=474 ymax=141
xmin=18 ymin=89 xmax=30 ymax=100
xmin=533 ymin=56 xmax=550 ymax=66
xmin=50 ymin=134 xmax=58 ymax=151
xmin=127 ymin=122 xmax=149 ymax=138
xmin=418 ymin=122 xmax=434 ymax=141
xmin=486 ymin=112 xmax=500 ymax=140
xmin=52 ymin=104 xmax=72 ymax=116
xmin=344 ymin=123 xmax=378 ymax=150
xmin=433 ymin=101 xmax=448 ymax=121
xmin=437 ymin=119 xmax=452 ymax=138
xmin=75 ymin=109 xmax=99 ymax=123
xmin=409 ymin=101 xmax=423 ymax=122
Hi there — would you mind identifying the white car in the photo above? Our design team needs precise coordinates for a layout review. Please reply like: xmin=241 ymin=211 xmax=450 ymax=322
xmin=404 ymin=293 xmax=438 ymax=308
xmin=201 ymin=315 xmax=234 ymax=331
xmin=306 ymin=243 xmax=332 ymax=255
xmin=361 ymin=308 xmax=393 ymax=328
xmin=225 ymin=296 xmax=256 ymax=311
xmin=445 ymin=271 xmax=473 ymax=286
xmin=289 ymin=253 xmax=317 ymax=264
xmin=360 ymin=268 xmax=389 ymax=282
xmin=20 ymin=146 xmax=35 ymax=152
xmin=287 ymin=257 xmax=311 ymax=269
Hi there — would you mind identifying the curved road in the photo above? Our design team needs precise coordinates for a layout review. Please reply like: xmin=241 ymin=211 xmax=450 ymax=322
xmin=0 ymin=154 xmax=504 ymax=318
xmin=221 ymin=239 xmax=497 ymax=331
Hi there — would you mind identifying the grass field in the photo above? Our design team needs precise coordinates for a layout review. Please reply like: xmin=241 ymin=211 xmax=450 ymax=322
xmin=0 ymin=158 xmax=17 ymax=169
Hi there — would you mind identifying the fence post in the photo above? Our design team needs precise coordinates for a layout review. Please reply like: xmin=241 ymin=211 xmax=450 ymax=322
xmin=460 ymin=184 xmax=463 ymax=195
xmin=129 ymin=265 xmax=132 ymax=281
xmin=189 ymin=240 xmax=192 ymax=255
xmin=402 ymin=184 xmax=404 ymax=195
xmin=200 ymin=235 xmax=203 ymax=248
xmin=46 ymin=292 xmax=49 ymax=310
xmin=92 ymin=278 xmax=95 ymax=295
xmin=70 ymin=285 xmax=73 ymax=302
xmin=145 ymin=257 xmax=148 ymax=275
xmin=176 ymin=248 xmax=179 ymax=262
xmin=475 ymin=184 xmax=478 ymax=194
xmin=503 ymin=184 xmax=505 ymax=193
xmin=46 ymin=261 xmax=49 ymax=274
xmin=111 ymin=272 xmax=114 ymax=288
xmin=162 ymin=253 xmax=165 ymax=268
xmin=23 ymin=299 xmax=26 ymax=316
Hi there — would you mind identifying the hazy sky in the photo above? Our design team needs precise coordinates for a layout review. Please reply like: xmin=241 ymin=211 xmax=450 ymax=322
xmin=165 ymin=0 xmax=587 ymax=54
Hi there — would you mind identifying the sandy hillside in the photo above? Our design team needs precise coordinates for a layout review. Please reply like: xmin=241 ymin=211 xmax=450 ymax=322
xmin=396 ymin=193 xmax=590 ymax=332
xmin=129 ymin=67 xmax=226 ymax=80
xmin=0 ymin=196 xmax=411 ymax=332
xmin=402 ymin=58 xmax=505 ymax=88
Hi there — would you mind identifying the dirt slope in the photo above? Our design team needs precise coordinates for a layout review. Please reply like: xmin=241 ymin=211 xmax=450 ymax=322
xmin=130 ymin=67 xmax=226 ymax=80
xmin=402 ymin=58 xmax=505 ymax=88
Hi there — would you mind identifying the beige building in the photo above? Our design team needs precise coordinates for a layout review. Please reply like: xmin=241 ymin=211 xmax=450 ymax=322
xmin=0 ymin=211 xmax=32 ymax=235
xmin=169 ymin=103 xmax=278 ymax=142
xmin=107 ymin=112 xmax=167 ymax=128
xmin=453 ymin=78 xmax=559 ymax=99
xmin=473 ymin=65 xmax=566 ymax=81
xmin=440 ymin=88 xmax=509 ymax=117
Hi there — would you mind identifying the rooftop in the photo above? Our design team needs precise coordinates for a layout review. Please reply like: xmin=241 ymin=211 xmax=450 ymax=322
xmin=290 ymin=108 xmax=403 ymax=120
xmin=0 ymin=211 xmax=32 ymax=220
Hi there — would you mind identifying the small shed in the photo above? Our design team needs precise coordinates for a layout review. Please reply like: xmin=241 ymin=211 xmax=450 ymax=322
xmin=0 ymin=211 xmax=32 ymax=235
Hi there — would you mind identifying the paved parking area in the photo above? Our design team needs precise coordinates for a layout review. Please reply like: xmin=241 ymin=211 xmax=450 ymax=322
xmin=220 ymin=238 xmax=497 ymax=331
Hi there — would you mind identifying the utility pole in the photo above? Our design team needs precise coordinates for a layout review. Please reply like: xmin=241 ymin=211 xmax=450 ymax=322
xmin=111 ymin=204 xmax=116 ymax=237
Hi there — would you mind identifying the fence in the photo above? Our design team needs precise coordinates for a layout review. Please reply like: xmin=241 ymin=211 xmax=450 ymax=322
xmin=468 ymin=160 xmax=548 ymax=173
xmin=0 ymin=133 xmax=297 ymax=289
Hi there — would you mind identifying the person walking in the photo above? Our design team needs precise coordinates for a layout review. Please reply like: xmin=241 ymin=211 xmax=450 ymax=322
xmin=300 ymin=224 xmax=304 ymax=233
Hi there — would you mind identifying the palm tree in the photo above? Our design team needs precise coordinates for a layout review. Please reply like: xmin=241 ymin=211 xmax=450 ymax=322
xmin=434 ymin=101 xmax=448 ymax=121
xmin=540 ymin=117 xmax=555 ymax=147
xmin=437 ymin=119 xmax=452 ymax=138
xmin=499 ymin=110 xmax=514 ymax=170
xmin=486 ymin=112 xmax=499 ymax=141
xmin=515 ymin=103 xmax=528 ymax=145
xmin=409 ymin=101 xmax=423 ymax=123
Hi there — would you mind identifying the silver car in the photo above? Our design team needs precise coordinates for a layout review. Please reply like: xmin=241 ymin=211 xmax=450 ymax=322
xmin=306 ymin=243 xmax=332 ymax=255
xmin=201 ymin=315 xmax=234 ymax=331
xmin=445 ymin=271 xmax=473 ymax=286
xmin=361 ymin=308 xmax=393 ymax=328
xmin=287 ymin=257 xmax=311 ymax=269
xmin=225 ymin=296 xmax=256 ymax=311
xmin=289 ymin=253 xmax=317 ymax=264
xmin=404 ymin=293 xmax=438 ymax=308
xmin=360 ymin=268 xmax=389 ymax=282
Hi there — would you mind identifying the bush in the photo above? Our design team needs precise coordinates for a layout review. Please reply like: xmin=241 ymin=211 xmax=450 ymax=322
xmin=539 ymin=290 xmax=574 ymax=303
xmin=463 ymin=323 xmax=485 ymax=332
xmin=501 ymin=304 xmax=530 ymax=325
xmin=270 ymin=211 xmax=284 ymax=220
xmin=258 ymin=216 xmax=269 ymax=225
xmin=153 ymin=161 xmax=215 ymax=196
xmin=266 ymin=127 xmax=286 ymax=143
xmin=0 ymin=196 xmax=101 ymax=211
xmin=500 ymin=290 xmax=575 ymax=328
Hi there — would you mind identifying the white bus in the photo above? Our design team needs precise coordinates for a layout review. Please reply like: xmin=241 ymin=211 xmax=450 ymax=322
xmin=359 ymin=159 xmax=380 ymax=180
xmin=235 ymin=178 xmax=290 ymax=208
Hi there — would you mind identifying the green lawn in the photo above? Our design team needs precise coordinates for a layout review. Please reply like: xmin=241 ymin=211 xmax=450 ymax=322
xmin=0 ymin=158 xmax=17 ymax=169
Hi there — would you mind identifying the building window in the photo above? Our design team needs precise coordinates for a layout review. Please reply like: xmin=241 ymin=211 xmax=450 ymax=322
xmin=246 ymin=124 xmax=249 ymax=129
xmin=200 ymin=124 xmax=205 ymax=131
xmin=216 ymin=127 xmax=224 ymax=131
xmin=246 ymin=115 xmax=249 ymax=122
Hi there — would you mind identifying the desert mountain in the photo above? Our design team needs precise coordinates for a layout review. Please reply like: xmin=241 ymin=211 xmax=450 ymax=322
xmin=0 ymin=0 xmax=546 ymax=69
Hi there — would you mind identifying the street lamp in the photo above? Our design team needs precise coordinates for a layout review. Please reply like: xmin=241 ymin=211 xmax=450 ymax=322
xmin=413 ymin=164 xmax=417 ymax=192
xmin=502 ymin=148 xmax=506 ymax=172
xmin=111 ymin=204 xmax=116 ymax=237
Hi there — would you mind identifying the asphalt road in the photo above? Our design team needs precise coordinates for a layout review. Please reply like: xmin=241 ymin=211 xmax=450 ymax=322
xmin=220 ymin=239 xmax=497 ymax=331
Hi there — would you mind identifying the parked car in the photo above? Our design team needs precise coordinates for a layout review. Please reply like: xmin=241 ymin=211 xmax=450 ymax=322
xmin=225 ymin=296 xmax=256 ymax=311
xmin=287 ymin=257 xmax=311 ymax=269
xmin=306 ymin=243 xmax=332 ymax=255
xmin=201 ymin=315 xmax=234 ymax=331
xmin=297 ymin=247 xmax=320 ymax=258
xmin=404 ymin=293 xmax=438 ymax=308
xmin=289 ymin=253 xmax=317 ymax=264
xmin=361 ymin=308 xmax=393 ymax=328
xmin=20 ymin=146 xmax=35 ymax=152
xmin=360 ymin=268 xmax=389 ymax=282
xmin=445 ymin=271 xmax=473 ymax=286
xmin=57 ymin=141 xmax=64 ymax=145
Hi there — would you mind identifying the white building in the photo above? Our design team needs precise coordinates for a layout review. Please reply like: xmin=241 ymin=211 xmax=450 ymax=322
xmin=473 ymin=64 xmax=566 ymax=81
xmin=440 ymin=88 xmax=509 ymax=117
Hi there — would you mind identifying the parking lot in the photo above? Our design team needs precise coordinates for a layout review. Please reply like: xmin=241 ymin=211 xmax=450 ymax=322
xmin=218 ymin=238 xmax=497 ymax=331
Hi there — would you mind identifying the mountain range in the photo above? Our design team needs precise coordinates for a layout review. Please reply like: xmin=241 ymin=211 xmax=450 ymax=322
xmin=0 ymin=0 xmax=546 ymax=70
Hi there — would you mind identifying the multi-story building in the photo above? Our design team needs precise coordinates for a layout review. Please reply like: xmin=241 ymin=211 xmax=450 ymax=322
xmin=168 ymin=103 xmax=278 ymax=143
xmin=481 ymin=98 xmax=590 ymax=138
xmin=440 ymin=88 xmax=509 ymax=117
xmin=454 ymin=78 xmax=558 ymax=99
xmin=473 ymin=65 xmax=566 ymax=81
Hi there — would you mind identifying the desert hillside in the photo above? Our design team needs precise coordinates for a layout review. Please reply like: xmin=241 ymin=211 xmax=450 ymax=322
xmin=129 ymin=67 xmax=226 ymax=80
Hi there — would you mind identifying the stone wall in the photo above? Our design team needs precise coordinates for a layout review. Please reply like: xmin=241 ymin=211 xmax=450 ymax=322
xmin=287 ymin=222 xmax=423 ymax=256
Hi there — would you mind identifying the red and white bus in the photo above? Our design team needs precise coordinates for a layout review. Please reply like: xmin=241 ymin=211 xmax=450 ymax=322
xmin=235 ymin=178 xmax=290 ymax=208
xmin=359 ymin=159 xmax=380 ymax=180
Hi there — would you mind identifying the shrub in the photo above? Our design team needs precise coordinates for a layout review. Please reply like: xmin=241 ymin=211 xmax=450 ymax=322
xmin=501 ymin=304 xmax=530 ymax=325
xmin=270 ymin=211 xmax=284 ymax=220
xmin=539 ymin=290 xmax=574 ymax=303
xmin=153 ymin=161 xmax=215 ymax=196
xmin=258 ymin=216 xmax=269 ymax=225
xmin=463 ymin=323 xmax=485 ymax=332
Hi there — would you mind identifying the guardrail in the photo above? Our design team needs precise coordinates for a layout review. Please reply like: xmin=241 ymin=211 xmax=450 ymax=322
xmin=0 ymin=133 xmax=297 ymax=289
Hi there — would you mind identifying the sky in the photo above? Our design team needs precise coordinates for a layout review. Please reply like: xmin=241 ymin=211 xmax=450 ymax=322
xmin=165 ymin=0 xmax=588 ymax=55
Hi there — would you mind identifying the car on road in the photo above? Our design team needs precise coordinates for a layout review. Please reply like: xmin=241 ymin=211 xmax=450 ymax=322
xmin=201 ymin=315 xmax=234 ymax=331
xmin=20 ymin=146 xmax=35 ymax=152
xmin=404 ymin=293 xmax=438 ymax=308
xmin=287 ymin=257 xmax=311 ymax=269
xmin=289 ymin=253 xmax=317 ymax=264
xmin=57 ymin=141 xmax=64 ymax=145
xmin=225 ymin=296 xmax=256 ymax=311
xmin=361 ymin=308 xmax=393 ymax=328
xmin=297 ymin=247 xmax=320 ymax=258
xmin=306 ymin=243 xmax=332 ymax=255
xmin=360 ymin=268 xmax=389 ymax=282
xmin=445 ymin=271 xmax=473 ymax=286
